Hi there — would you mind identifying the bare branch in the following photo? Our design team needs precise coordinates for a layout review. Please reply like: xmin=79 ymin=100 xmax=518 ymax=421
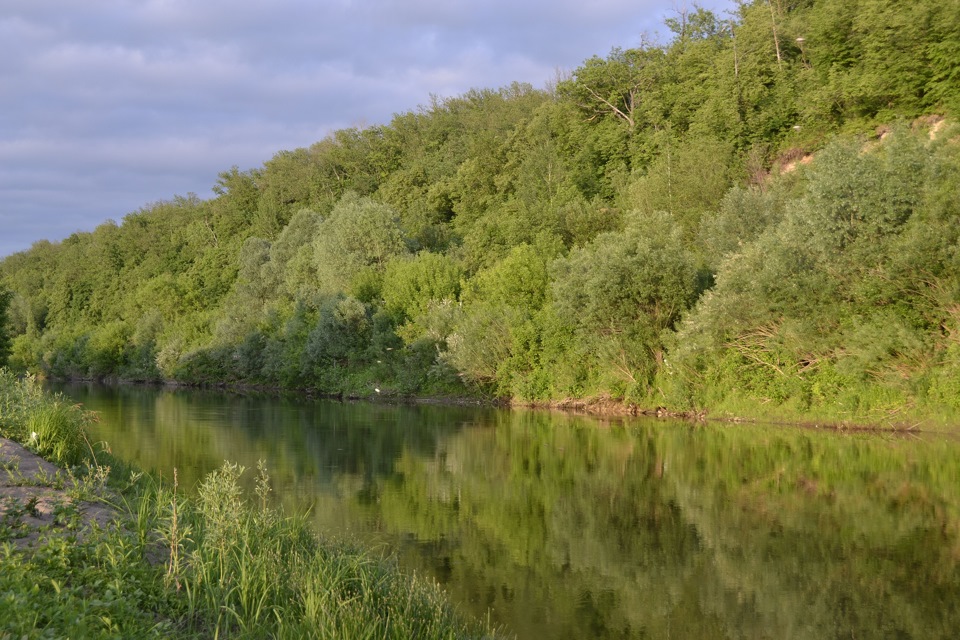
xmin=579 ymin=83 xmax=636 ymax=129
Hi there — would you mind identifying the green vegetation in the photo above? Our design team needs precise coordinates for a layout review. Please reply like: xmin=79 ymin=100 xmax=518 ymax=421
xmin=2 ymin=0 xmax=959 ymax=426
xmin=0 ymin=286 xmax=11 ymax=367
xmin=0 ymin=370 xmax=95 ymax=467
xmin=0 ymin=373 xmax=498 ymax=638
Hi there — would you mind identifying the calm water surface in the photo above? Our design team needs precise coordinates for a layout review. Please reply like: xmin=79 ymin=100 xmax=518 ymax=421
xmin=53 ymin=382 xmax=960 ymax=640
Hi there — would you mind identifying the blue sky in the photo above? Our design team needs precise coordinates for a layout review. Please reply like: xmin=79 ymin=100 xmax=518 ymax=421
xmin=0 ymin=0 xmax=733 ymax=258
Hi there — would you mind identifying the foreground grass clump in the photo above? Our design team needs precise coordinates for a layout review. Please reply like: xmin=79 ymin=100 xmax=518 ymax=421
xmin=0 ymin=369 xmax=97 ymax=467
xmin=1 ymin=460 xmax=498 ymax=639
xmin=0 ymin=372 xmax=499 ymax=639
xmin=161 ymin=460 xmax=496 ymax=639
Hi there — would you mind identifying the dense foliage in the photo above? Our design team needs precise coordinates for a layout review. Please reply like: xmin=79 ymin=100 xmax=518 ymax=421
xmin=2 ymin=0 xmax=959 ymax=424
xmin=0 ymin=287 xmax=11 ymax=366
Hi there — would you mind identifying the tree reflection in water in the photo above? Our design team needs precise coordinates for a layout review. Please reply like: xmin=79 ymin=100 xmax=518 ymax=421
xmin=56 ymin=382 xmax=960 ymax=640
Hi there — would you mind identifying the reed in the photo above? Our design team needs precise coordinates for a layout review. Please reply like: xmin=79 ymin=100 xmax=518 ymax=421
xmin=26 ymin=401 xmax=97 ymax=467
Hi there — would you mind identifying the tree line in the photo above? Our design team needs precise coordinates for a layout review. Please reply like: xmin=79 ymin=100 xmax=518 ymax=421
xmin=2 ymin=0 xmax=959 ymax=424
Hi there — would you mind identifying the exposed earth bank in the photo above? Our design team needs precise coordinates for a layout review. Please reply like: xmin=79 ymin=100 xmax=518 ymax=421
xmin=0 ymin=437 xmax=117 ymax=549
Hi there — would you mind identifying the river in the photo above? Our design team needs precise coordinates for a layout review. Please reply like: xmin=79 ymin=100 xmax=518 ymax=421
xmin=53 ymin=381 xmax=960 ymax=640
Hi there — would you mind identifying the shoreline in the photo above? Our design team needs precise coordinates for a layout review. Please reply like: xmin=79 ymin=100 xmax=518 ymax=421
xmin=46 ymin=375 xmax=947 ymax=434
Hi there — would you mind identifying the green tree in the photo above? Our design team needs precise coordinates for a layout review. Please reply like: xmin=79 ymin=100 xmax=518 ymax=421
xmin=558 ymin=46 xmax=665 ymax=133
xmin=465 ymin=242 xmax=559 ymax=312
xmin=265 ymin=208 xmax=323 ymax=301
xmin=301 ymin=296 xmax=373 ymax=385
xmin=382 ymin=252 xmax=462 ymax=325
xmin=209 ymin=166 xmax=261 ymax=240
xmin=551 ymin=212 xmax=699 ymax=392
xmin=623 ymin=135 xmax=735 ymax=238
xmin=0 ymin=287 xmax=12 ymax=366
xmin=444 ymin=303 xmax=521 ymax=387
xmin=698 ymin=183 xmax=790 ymax=269
xmin=314 ymin=193 xmax=409 ymax=293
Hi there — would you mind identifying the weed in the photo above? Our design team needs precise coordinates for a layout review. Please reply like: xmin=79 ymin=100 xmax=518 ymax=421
xmin=2 ymin=457 xmax=23 ymax=484
xmin=51 ymin=500 xmax=81 ymax=529
xmin=66 ymin=461 xmax=111 ymax=502
xmin=162 ymin=468 xmax=188 ymax=592
xmin=0 ymin=495 xmax=47 ymax=544
xmin=22 ymin=495 xmax=40 ymax=518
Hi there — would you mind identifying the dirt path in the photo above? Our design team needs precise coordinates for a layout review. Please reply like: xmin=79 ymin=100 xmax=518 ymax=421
xmin=0 ymin=437 xmax=119 ymax=550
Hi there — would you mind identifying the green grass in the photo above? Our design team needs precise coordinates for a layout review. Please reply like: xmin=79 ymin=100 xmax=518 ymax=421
xmin=0 ymin=369 xmax=99 ymax=467
xmin=26 ymin=402 xmax=98 ymax=467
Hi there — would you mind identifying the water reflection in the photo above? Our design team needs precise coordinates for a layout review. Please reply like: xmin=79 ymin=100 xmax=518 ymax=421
xmin=53 ymin=382 xmax=960 ymax=640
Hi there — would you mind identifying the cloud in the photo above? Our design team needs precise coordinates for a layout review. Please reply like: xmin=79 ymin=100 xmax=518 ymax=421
xmin=0 ymin=0 xmax=733 ymax=258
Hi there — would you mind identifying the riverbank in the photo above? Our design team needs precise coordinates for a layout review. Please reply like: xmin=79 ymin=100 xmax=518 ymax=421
xmin=0 ymin=437 xmax=119 ymax=551
xmin=49 ymin=372 xmax=960 ymax=434
xmin=0 ymin=371 xmax=501 ymax=639
xmin=534 ymin=396 xmax=960 ymax=433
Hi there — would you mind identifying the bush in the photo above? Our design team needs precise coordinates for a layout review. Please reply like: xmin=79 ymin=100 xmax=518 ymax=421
xmin=551 ymin=211 xmax=699 ymax=391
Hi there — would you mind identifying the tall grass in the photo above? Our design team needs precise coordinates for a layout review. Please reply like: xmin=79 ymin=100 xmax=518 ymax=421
xmin=0 ymin=368 xmax=47 ymax=441
xmin=0 ymin=368 xmax=98 ymax=466
xmin=26 ymin=402 xmax=97 ymax=467
xmin=145 ymin=460 xmax=497 ymax=639
xmin=2 ymin=458 xmax=500 ymax=638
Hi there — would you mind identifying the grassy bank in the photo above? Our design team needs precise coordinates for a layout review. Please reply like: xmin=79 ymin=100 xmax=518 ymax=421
xmin=0 ymin=370 xmax=499 ymax=639
xmin=513 ymin=388 xmax=960 ymax=433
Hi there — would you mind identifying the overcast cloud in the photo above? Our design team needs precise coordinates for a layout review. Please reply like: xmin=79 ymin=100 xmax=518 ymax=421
xmin=0 ymin=0 xmax=733 ymax=258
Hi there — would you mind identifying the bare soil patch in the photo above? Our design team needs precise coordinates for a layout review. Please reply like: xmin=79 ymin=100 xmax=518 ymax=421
xmin=0 ymin=437 xmax=119 ymax=550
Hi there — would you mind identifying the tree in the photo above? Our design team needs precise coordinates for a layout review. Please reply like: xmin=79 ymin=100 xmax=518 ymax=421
xmin=551 ymin=212 xmax=699 ymax=389
xmin=466 ymin=242 xmax=558 ymax=312
xmin=558 ymin=46 xmax=665 ymax=132
xmin=381 ymin=252 xmax=462 ymax=325
xmin=0 ymin=287 xmax=12 ymax=366
xmin=623 ymin=135 xmax=735 ymax=238
xmin=301 ymin=295 xmax=373 ymax=383
xmin=209 ymin=166 xmax=261 ymax=240
xmin=552 ymin=212 xmax=698 ymax=340
xmin=314 ymin=193 xmax=409 ymax=293
xmin=265 ymin=208 xmax=323 ymax=301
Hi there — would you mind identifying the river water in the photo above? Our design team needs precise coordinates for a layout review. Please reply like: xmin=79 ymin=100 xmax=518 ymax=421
xmin=53 ymin=381 xmax=960 ymax=640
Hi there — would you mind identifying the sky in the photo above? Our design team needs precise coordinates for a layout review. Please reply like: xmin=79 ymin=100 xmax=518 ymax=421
xmin=0 ymin=0 xmax=734 ymax=259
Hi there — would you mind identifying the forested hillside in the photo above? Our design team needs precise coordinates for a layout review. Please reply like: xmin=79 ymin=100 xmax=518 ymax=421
xmin=2 ymin=0 xmax=959 ymax=425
